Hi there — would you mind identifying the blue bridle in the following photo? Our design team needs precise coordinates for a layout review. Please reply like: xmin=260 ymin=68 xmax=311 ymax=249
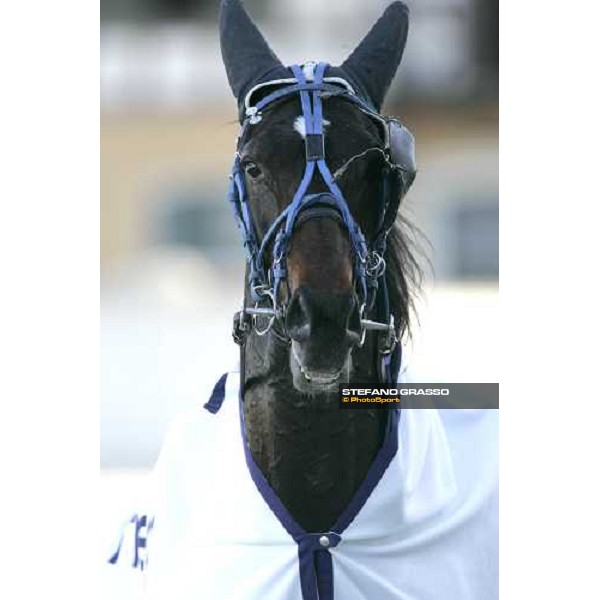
xmin=229 ymin=61 xmax=413 ymax=378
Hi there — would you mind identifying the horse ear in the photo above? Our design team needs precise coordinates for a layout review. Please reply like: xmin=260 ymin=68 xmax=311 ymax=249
xmin=340 ymin=1 xmax=410 ymax=110
xmin=219 ymin=0 xmax=286 ymax=104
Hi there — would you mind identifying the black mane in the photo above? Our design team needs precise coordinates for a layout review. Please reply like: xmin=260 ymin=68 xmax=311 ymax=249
xmin=386 ymin=213 xmax=426 ymax=341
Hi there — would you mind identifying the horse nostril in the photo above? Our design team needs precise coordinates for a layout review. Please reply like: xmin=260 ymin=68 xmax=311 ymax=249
xmin=286 ymin=288 xmax=362 ymax=347
xmin=285 ymin=290 xmax=312 ymax=342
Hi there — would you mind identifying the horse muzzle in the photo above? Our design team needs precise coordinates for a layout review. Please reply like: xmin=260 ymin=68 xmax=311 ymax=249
xmin=286 ymin=287 xmax=361 ymax=392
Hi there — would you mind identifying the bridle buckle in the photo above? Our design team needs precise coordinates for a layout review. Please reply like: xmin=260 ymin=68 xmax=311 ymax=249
xmin=246 ymin=106 xmax=263 ymax=125
xmin=232 ymin=310 xmax=252 ymax=346
xmin=365 ymin=251 xmax=386 ymax=278
xmin=379 ymin=314 xmax=398 ymax=356
xmin=305 ymin=133 xmax=325 ymax=161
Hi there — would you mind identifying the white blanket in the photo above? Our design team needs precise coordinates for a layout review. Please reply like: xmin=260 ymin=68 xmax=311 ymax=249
xmin=108 ymin=370 xmax=498 ymax=599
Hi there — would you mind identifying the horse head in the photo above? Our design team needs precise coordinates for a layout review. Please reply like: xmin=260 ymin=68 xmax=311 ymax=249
xmin=220 ymin=0 xmax=416 ymax=394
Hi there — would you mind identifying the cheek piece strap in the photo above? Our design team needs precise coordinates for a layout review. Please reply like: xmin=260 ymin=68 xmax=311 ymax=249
xmin=228 ymin=62 xmax=416 ymax=383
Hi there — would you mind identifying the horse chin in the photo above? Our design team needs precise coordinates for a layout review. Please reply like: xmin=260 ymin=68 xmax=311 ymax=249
xmin=289 ymin=341 xmax=351 ymax=395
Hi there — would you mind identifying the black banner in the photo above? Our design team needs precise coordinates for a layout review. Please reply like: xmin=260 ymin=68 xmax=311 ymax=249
xmin=338 ymin=383 xmax=499 ymax=409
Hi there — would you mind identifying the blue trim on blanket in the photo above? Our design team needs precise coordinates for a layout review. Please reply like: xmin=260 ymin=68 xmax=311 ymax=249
xmin=236 ymin=378 xmax=400 ymax=600
xmin=331 ymin=408 xmax=400 ymax=534
xmin=203 ymin=364 xmax=401 ymax=600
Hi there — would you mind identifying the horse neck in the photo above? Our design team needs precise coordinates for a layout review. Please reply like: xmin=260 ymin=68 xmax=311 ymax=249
xmin=241 ymin=321 xmax=387 ymax=533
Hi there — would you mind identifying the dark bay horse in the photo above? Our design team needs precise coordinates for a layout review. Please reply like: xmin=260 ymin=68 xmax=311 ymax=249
xmin=106 ymin=7 xmax=497 ymax=599
xmin=220 ymin=0 xmax=421 ymax=533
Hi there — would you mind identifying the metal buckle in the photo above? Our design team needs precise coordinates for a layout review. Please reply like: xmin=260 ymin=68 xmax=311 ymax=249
xmin=246 ymin=106 xmax=263 ymax=125
xmin=232 ymin=310 xmax=251 ymax=346
xmin=379 ymin=314 xmax=398 ymax=356
xmin=359 ymin=312 xmax=397 ymax=354
xmin=305 ymin=133 xmax=325 ymax=161
xmin=365 ymin=251 xmax=386 ymax=278
xmin=302 ymin=61 xmax=317 ymax=82
xmin=358 ymin=303 xmax=367 ymax=347
xmin=247 ymin=285 xmax=279 ymax=336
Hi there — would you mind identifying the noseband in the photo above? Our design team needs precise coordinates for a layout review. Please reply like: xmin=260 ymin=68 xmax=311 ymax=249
xmin=228 ymin=62 xmax=416 ymax=383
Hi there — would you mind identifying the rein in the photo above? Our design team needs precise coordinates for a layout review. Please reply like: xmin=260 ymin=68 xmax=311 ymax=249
xmin=228 ymin=61 xmax=416 ymax=384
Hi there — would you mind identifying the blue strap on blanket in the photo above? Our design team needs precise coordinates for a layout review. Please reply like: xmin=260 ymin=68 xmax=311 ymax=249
xmin=202 ymin=365 xmax=401 ymax=600
xmin=296 ymin=532 xmax=342 ymax=600
xmin=203 ymin=373 xmax=228 ymax=414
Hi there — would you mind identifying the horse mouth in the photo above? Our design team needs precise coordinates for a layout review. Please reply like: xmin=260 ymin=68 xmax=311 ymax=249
xmin=290 ymin=343 xmax=347 ymax=391
xmin=300 ymin=369 xmax=342 ymax=385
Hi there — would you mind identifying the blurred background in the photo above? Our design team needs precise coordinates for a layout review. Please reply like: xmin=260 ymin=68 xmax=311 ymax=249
xmin=101 ymin=0 xmax=498 ymax=475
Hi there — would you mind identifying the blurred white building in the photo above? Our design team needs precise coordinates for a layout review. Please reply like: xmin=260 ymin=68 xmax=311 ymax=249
xmin=102 ymin=0 xmax=496 ymax=111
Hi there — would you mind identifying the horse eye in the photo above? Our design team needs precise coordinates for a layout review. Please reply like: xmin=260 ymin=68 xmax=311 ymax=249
xmin=244 ymin=162 xmax=262 ymax=179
